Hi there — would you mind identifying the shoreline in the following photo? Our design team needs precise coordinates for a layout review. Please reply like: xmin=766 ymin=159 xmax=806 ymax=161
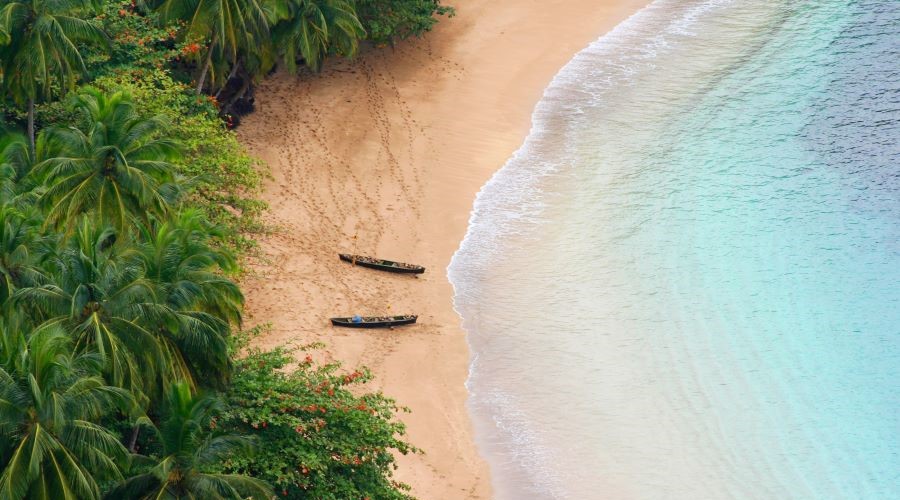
xmin=236 ymin=1 xmax=648 ymax=497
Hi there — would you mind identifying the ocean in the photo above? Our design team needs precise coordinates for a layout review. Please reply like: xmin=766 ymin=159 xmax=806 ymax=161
xmin=448 ymin=1 xmax=900 ymax=498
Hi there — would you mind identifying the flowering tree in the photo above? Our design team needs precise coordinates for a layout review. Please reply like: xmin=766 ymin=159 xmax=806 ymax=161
xmin=218 ymin=338 xmax=418 ymax=499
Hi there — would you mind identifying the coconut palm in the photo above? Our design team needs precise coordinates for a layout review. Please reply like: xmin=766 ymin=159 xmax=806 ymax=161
xmin=0 ymin=131 xmax=32 ymax=193
xmin=0 ymin=204 xmax=43 ymax=308
xmin=17 ymin=216 xmax=237 ymax=399
xmin=35 ymin=88 xmax=182 ymax=232
xmin=156 ymin=0 xmax=269 ymax=93
xmin=0 ymin=0 xmax=108 ymax=155
xmin=138 ymin=210 xmax=242 ymax=323
xmin=0 ymin=132 xmax=46 ymax=313
xmin=136 ymin=210 xmax=242 ymax=388
xmin=14 ymin=219 xmax=168 ymax=400
xmin=270 ymin=0 xmax=364 ymax=73
xmin=0 ymin=128 xmax=51 ymax=204
xmin=0 ymin=162 xmax=14 ymax=207
xmin=106 ymin=382 xmax=272 ymax=500
xmin=0 ymin=322 xmax=130 ymax=500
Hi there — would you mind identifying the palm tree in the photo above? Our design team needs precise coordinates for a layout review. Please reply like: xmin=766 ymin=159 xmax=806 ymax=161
xmin=17 ymin=217 xmax=236 ymax=400
xmin=0 ymin=132 xmax=45 ymax=313
xmin=0 ymin=131 xmax=33 ymax=194
xmin=0 ymin=322 xmax=131 ymax=500
xmin=107 ymin=382 xmax=272 ymax=499
xmin=156 ymin=0 xmax=269 ymax=94
xmin=0 ymin=204 xmax=43 ymax=308
xmin=0 ymin=0 xmax=108 ymax=155
xmin=136 ymin=210 xmax=242 ymax=388
xmin=270 ymin=0 xmax=364 ymax=73
xmin=35 ymin=88 xmax=182 ymax=232
xmin=14 ymin=219 xmax=169 ymax=400
xmin=0 ymin=127 xmax=52 ymax=205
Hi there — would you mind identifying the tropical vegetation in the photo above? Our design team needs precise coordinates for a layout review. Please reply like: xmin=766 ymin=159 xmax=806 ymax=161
xmin=355 ymin=0 xmax=454 ymax=46
xmin=0 ymin=324 xmax=130 ymax=499
xmin=0 ymin=0 xmax=108 ymax=152
xmin=0 ymin=0 xmax=451 ymax=496
xmin=218 ymin=338 xmax=417 ymax=498
xmin=107 ymin=382 xmax=272 ymax=499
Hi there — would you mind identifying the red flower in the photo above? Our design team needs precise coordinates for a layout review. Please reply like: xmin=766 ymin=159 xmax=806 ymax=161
xmin=181 ymin=42 xmax=201 ymax=56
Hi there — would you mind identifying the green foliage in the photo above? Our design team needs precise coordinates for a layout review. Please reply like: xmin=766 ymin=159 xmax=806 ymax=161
xmin=134 ymin=209 xmax=243 ymax=389
xmin=36 ymin=87 xmax=181 ymax=232
xmin=218 ymin=337 xmax=417 ymax=499
xmin=12 ymin=219 xmax=167 ymax=394
xmin=106 ymin=382 xmax=273 ymax=499
xmin=14 ymin=218 xmax=229 ymax=401
xmin=90 ymin=70 xmax=265 ymax=251
xmin=0 ymin=85 xmax=265 ymax=498
xmin=0 ymin=204 xmax=39 ymax=306
xmin=0 ymin=131 xmax=39 ymax=201
xmin=1 ymin=96 xmax=259 ymax=491
xmin=0 ymin=322 xmax=131 ymax=499
xmin=353 ymin=0 xmax=454 ymax=45
xmin=156 ymin=0 xmax=269 ymax=92
xmin=271 ymin=0 xmax=365 ymax=73
xmin=0 ymin=0 xmax=110 ymax=153
xmin=91 ymin=0 xmax=185 ymax=72
xmin=0 ymin=0 xmax=108 ymax=103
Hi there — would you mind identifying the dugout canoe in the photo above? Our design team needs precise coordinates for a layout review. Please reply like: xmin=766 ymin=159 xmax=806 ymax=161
xmin=330 ymin=315 xmax=418 ymax=329
xmin=339 ymin=254 xmax=425 ymax=274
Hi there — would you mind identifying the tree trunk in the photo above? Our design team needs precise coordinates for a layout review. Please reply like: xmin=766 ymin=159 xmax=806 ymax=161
xmin=127 ymin=425 xmax=140 ymax=453
xmin=221 ymin=74 xmax=253 ymax=117
xmin=27 ymin=97 xmax=35 ymax=158
xmin=195 ymin=34 xmax=218 ymax=95
xmin=215 ymin=59 xmax=243 ymax=100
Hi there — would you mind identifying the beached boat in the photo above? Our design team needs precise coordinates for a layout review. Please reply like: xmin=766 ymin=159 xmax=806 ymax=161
xmin=330 ymin=315 xmax=418 ymax=329
xmin=339 ymin=253 xmax=426 ymax=274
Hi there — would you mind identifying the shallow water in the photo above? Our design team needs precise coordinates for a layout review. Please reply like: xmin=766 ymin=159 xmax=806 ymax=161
xmin=449 ymin=1 xmax=900 ymax=498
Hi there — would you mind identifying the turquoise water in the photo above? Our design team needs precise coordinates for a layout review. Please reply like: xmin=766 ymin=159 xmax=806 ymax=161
xmin=449 ymin=1 xmax=899 ymax=498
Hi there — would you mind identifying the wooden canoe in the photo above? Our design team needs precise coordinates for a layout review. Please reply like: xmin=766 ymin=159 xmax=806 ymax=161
xmin=339 ymin=253 xmax=425 ymax=274
xmin=330 ymin=315 xmax=418 ymax=329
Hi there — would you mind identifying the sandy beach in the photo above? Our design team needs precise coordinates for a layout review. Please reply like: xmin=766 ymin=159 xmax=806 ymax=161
xmin=236 ymin=1 xmax=647 ymax=497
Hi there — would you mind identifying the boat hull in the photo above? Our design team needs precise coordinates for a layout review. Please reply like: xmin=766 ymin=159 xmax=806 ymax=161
xmin=330 ymin=315 xmax=418 ymax=329
xmin=339 ymin=254 xmax=425 ymax=274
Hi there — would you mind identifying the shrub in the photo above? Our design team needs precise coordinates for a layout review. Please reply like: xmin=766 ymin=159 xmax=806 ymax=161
xmin=219 ymin=336 xmax=418 ymax=499
xmin=88 ymin=0 xmax=186 ymax=75
xmin=354 ymin=0 xmax=454 ymax=46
